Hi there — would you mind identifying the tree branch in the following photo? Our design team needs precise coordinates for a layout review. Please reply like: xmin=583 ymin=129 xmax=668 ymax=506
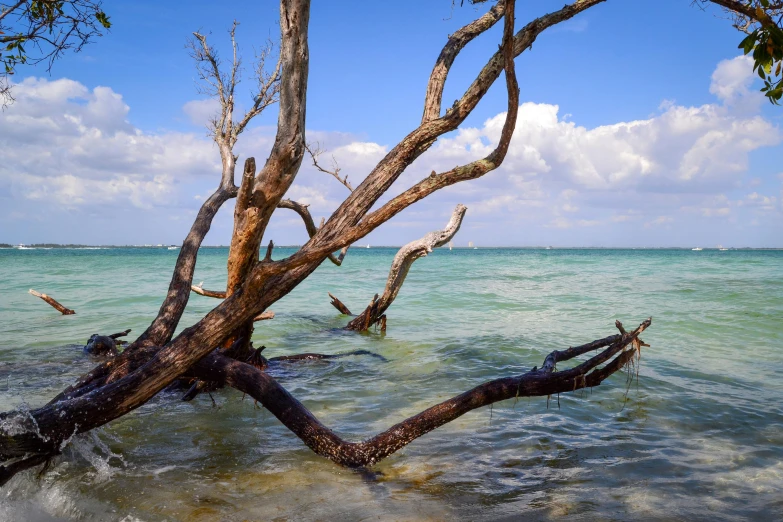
xmin=278 ymin=198 xmax=348 ymax=266
xmin=191 ymin=318 xmax=652 ymax=468
xmin=345 ymin=204 xmax=467 ymax=331
xmin=304 ymin=141 xmax=353 ymax=191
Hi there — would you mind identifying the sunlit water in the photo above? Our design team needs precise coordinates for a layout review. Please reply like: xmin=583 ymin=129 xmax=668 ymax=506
xmin=0 ymin=247 xmax=781 ymax=521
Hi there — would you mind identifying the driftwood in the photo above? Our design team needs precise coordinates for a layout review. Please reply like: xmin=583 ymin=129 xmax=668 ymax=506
xmin=191 ymin=283 xmax=226 ymax=298
xmin=331 ymin=205 xmax=466 ymax=331
xmin=28 ymin=289 xmax=75 ymax=315
xmin=184 ymin=319 xmax=652 ymax=467
xmin=328 ymin=292 xmax=353 ymax=315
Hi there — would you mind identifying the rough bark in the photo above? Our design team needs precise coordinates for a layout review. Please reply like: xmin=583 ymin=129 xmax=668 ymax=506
xmin=28 ymin=289 xmax=75 ymax=315
xmin=188 ymin=318 xmax=651 ymax=468
xmin=345 ymin=204 xmax=467 ymax=331
xmin=278 ymin=199 xmax=348 ymax=266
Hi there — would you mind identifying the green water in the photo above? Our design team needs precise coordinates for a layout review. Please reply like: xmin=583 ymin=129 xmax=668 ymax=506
xmin=0 ymin=247 xmax=781 ymax=521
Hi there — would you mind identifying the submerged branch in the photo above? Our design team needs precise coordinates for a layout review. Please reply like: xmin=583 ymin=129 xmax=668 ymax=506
xmin=192 ymin=318 xmax=652 ymax=468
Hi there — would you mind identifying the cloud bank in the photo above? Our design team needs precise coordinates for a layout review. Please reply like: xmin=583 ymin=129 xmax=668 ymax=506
xmin=0 ymin=56 xmax=780 ymax=246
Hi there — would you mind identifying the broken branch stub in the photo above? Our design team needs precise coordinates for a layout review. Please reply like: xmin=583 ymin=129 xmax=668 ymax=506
xmin=328 ymin=292 xmax=353 ymax=315
xmin=28 ymin=289 xmax=75 ymax=315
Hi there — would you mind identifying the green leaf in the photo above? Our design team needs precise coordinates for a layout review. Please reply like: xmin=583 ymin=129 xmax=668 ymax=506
xmin=739 ymin=33 xmax=756 ymax=55
xmin=95 ymin=12 xmax=111 ymax=29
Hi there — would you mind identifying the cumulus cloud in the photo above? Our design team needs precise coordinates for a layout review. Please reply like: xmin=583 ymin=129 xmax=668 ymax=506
xmin=1 ymin=55 xmax=781 ymax=246
xmin=0 ymin=77 xmax=220 ymax=210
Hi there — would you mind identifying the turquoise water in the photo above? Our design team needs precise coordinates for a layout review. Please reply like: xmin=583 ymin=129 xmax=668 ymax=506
xmin=0 ymin=247 xmax=781 ymax=521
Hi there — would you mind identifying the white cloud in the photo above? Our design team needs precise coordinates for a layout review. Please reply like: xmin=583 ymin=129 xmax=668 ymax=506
xmin=1 ymin=55 xmax=781 ymax=246
xmin=182 ymin=98 xmax=220 ymax=128
xmin=0 ymin=78 xmax=221 ymax=209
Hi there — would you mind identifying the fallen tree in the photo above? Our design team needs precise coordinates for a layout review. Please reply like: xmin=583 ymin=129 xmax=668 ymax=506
xmin=1 ymin=0 xmax=776 ymax=488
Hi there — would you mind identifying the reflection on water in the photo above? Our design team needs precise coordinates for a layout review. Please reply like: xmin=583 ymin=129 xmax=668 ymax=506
xmin=0 ymin=247 xmax=782 ymax=520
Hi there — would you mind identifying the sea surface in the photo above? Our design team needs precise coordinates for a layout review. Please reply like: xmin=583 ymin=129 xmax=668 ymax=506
xmin=0 ymin=247 xmax=781 ymax=521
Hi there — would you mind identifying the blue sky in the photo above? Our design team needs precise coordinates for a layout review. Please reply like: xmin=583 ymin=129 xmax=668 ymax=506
xmin=0 ymin=0 xmax=781 ymax=247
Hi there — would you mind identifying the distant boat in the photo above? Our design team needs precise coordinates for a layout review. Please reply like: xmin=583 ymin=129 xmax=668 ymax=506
xmin=366 ymin=244 xmax=370 ymax=249
xmin=168 ymin=246 xmax=179 ymax=250
xmin=448 ymin=241 xmax=453 ymax=251
xmin=692 ymin=247 xmax=703 ymax=251
xmin=468 ymin=241 xmax=474 ymax=248
xmin=545 ymin=246 xmax=552 ymax=250
xmin=718 ymin=245 xmax=728 ymax=251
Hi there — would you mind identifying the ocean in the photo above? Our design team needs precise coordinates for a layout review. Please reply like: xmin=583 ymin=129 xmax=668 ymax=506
xmin=0 ymin=247 xmax=781 ymax=520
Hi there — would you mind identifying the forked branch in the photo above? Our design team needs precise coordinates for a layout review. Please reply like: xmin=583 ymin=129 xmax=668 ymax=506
xmin=191 ymin=318 xmax=652 ymax=468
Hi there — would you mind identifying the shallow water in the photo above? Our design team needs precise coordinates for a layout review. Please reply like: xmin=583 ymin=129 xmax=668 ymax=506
xmin=0 ymin=247 xmax=781 ymax=521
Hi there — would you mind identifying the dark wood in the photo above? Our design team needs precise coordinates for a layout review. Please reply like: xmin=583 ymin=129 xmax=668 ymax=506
xmin=186 ymin=318 xmax=651 ymax=468
xmin=328 ymin=292 xmax=353 ymax=315
xmin=0 ymin=0 xmax=691 ymax=486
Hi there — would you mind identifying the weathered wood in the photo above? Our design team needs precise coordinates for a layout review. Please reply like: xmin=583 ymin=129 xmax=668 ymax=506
xmin=253 ymin=311 xmax=275 ymax=321
xmin=84 ymin=334 xmax=119 ymax=356
xmin=108 ymin=329 xmax=131 ymax=340
xmin=28 ymin=289 xmax=75 ymax=315
xmin=188 ymin=318 xmax=651 ymax=468
xmin=278 ymin=199 xmax=348 ymax=266
xmin=346 ymin=204 xmax=466 ymax=331
xmin=328 ymin=292 xmax=353 ymax=315
xmin=0 ymin=0 xmax=676 ymax=487
xmin=191 ymin=283 xmax=227 ymax=298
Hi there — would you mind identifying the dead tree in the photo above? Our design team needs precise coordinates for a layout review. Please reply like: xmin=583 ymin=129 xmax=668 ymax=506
xmin=0 ymin=0 xmax=763 ymax=487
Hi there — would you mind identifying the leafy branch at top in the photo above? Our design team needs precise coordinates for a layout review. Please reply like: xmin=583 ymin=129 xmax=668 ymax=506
xmin=1 ymin=0 xmax=111 ymax=106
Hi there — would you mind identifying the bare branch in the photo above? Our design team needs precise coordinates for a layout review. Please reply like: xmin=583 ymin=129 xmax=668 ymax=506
xmin=28 ymin=289 xmax=75 ymax=315
xmin=278 ymin=199 xmax=349 ymax=266
xmin=304 ymin=142 xmax=353 ymax=191
xmin=191 ymin=318 xmax=652 ymax=468
xmin=423 ymin=0 xmax=506 ymax=122
xmin=346 ymin=204 xmax=467 ymax=331
xmin=191 ymin=282 xmax=227 ymax=299
xmin=328 ymin=292 xmax=353 ymax=315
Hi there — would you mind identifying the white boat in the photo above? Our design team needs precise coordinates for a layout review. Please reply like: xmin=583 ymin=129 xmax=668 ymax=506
xmin=366 ymin=244 xmax=370 ymax=249
xmin=692 ymin=247 xmax=703 ymax=251
xmin=167 ymin=246 xmax=179 ymax=250
xmin=448 ymin=241 xmax=453 ymax=251
xmin=718 ymin=245 xmax=728 ymax=251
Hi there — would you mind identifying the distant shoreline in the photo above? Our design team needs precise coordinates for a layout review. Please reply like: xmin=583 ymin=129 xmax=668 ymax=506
xmin=1 ymin=244 xmax=781 ymax=251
